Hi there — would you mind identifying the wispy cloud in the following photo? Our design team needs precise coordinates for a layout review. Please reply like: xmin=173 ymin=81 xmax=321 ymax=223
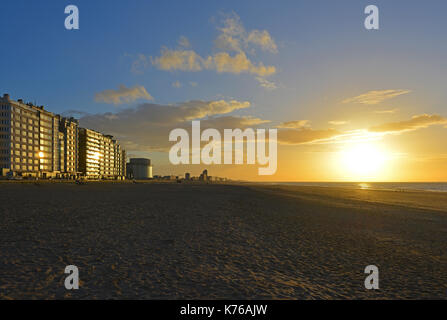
xmin=328 ymin=120 xmax=348 ymax=126
xmin=256 ymin=77 xmax=277 ymax=90
xmin=277 ymin=120 xmax=310 ymax=129
xmin=178 ymin=36 xmax=191 ymax=48
xmin=130 ymin=54 xmax=150 ymax=74
xmin=342 ymin=90 xmax=410 ymax=105
xmin=276 ymin=113 xmax=447 ymax=145
xmin=278 ymin=128 xmax=386 ymax=146
xmin=369 ymin=114 xmax=447 ymax=134
xmin=94 ymin=85 xmax=153 ymax=105
xmin=374 ymin=108 xmax=398 ymax=114
xmin=278 ymin=128 xmax=341 ymax=145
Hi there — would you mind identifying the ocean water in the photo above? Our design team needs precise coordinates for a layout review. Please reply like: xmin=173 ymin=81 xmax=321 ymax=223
xmin=264 ymin=182 xmax=447 ymax=192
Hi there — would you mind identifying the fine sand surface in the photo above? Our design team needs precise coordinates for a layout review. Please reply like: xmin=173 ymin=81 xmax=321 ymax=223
xmin=0 ymin=182 xmax=446 ymax=299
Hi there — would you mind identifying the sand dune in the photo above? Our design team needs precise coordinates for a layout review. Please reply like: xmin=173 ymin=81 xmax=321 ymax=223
xmin=0 ymin=182 xmax=446 ymax=299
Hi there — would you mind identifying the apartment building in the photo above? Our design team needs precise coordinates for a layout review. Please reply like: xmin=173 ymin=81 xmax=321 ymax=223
xmin=0 ymin=94 xmax=59 ymax=178
xmin=59 ymin=117 xmax=79 ymax=178
xmin=78 ymin=128 xmax=126 ymax=179
xmin=0 ymin=93 xmax=126 ymax=179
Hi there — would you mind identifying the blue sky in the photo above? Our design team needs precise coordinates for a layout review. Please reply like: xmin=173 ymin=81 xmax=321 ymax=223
xmin=1 ymin=1 xmax=447 ymax=180
xmin=1 ymin=1 xmax=446 ymax=116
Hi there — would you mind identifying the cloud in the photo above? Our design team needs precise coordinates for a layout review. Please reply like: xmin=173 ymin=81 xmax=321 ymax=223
xmin=94 ymin=85 xmax=154 ymax=105
xmin=278 ymin=128 xmax=341 ymax=145
xmin=276 ymin=113 xmax=447 ymax=146
xmin=215 ymin=13 xmax=278 ymax=54
xmin=342 ymin=90 xmax=411 ymax=105
xmin=134 ymin=12 xmax=277 ymax=82
xmin=200 ymin=115 xmax=270 ymax=128
xmin=150 ymin=48 xmax=275 ymax=77
xmin=151 ymin=48 xmax=203 ymax=71
xmin=328 ymin=120 xmax=348 ymax=126
xmin=246 ymin=30 xmax=278 ymax=53
xmin=172 ymin=81 xmax=182 ymax=88
xmin=130 ymin=54 xmax=150 ymax=74
xmin=214 ymin=13 xmax=245 ymax=52
xmin=204 ymin=51 xmax=276 ymax=77
xmin=178 ymin=100 xmax=251 ymax=120
xmin=277 ymin=120 xmax=310 ymax=129
xmin=275 ymin=120 xmax=347 ymax=145
xmin=256 ymin=77 xmax=277 ymax=90
xmin=178 ymin=36 xmax=191 ymax=48
xmin=374 ymin=109 xmax=398 ymax=114
xmin=278 ymin=128 xmax=390 ymax=146
xmin=78 ymin=99 xmax=253 ymax=152
xmin=369 ymin=114 xmax=447 ymax=134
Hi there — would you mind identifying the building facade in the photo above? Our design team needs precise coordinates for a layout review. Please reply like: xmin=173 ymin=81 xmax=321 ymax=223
xmin=78 ymin=128 xmax=126 ymax=179
xmin=0 ymin=94 xmax=60 ymax=178
xmin=59 ymin=117 xmax=79 ymax=178
xmin=0 ymin=94 xmax=126 ymax=179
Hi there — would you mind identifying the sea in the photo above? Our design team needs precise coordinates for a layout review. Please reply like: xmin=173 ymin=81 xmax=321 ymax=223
xmin=262 ymin=182 xmax=447 ymax=193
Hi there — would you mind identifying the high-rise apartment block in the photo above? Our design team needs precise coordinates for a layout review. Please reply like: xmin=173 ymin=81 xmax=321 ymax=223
xmin=0 ymin=94 xmax=59 ymax=178
xmin=59 ymin=117 xmax=79 ymax=178
xmin=78 ymin=128 xmax=126 ymax=179
xmin=0 ymin=94 xmax=126 ymax=179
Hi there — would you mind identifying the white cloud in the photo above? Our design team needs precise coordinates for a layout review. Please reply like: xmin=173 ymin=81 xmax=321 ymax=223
xmin=94 ymin=85 xmax=153 ymax=105
xmin=343 ymin=90 xmax=411 ymax=105
xmin=204 ymin=52 xmax=276 ymax=77
xmin=246 ymin=29 xmax=278 ymax=53
xmin=133 ymin=12 xmax=277 ymax=83
xmin=256 ymin=77 xmax=277 ymax=90
xmin=151 ymin=48 xmax=203 ymax=71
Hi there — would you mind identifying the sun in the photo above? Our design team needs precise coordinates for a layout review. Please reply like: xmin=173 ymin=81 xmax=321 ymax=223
xmin=337 ymin=142 xmax=389 ymax=180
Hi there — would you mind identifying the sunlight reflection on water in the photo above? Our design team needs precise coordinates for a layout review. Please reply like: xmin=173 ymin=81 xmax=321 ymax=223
xmin=267 ymin=182 xmax=447 ymax=192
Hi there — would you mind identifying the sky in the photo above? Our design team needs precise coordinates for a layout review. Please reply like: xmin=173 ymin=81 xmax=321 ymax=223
xmin=1 ymin=0 xmax=447 ymax=181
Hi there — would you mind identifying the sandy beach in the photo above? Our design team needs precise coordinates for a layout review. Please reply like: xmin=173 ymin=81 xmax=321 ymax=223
xmin=0 ymin=182 xmax=446 ymax=299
